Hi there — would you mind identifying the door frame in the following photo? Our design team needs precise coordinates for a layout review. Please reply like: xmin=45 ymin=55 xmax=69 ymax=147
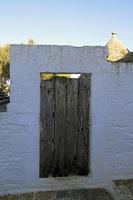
xmin=39 ymin=73 xmax=92 ymax=178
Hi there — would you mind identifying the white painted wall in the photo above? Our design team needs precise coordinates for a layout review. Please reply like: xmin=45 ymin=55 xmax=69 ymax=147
xmin=0 ymin=45 xmax=133 ymax=185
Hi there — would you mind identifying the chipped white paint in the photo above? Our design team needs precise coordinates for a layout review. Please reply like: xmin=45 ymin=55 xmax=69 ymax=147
xmin=0 ymin=45 xmax=133 ymax=186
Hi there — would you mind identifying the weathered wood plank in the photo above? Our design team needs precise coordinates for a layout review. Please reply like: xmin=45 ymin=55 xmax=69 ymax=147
xmin=64 ymin=79 xmax=79 ymax=176
xmin=52 ymin=78 xmax=67 ymax=177
xmin=77 ymin=76 xmax=90 ymax=175
xmin=40 ymin=80 xmax=54 ymax=177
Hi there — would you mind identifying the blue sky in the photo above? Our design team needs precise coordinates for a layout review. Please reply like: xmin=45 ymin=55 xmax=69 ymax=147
xmin=0 ymin=0 xmax=133 ymax=50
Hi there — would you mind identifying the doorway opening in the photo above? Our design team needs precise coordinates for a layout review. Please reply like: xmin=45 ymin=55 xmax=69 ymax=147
xmin=40 ymin=73 xmax=91 ymax=178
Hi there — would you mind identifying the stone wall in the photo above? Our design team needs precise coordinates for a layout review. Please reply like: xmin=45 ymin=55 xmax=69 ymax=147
xmin=0 ymin=45 xmax=133 ymax=184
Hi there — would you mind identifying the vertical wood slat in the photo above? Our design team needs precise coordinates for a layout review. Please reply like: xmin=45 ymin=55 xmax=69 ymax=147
xmin=53 ymin=78 xmax=67 ymax=176
xmin=77 ymin=76 xmax=90 ymax=175
xmin=64 ymin=79 xmax=78 ymax=176
xmin=40 ymin=80 xmax=54 ymax=177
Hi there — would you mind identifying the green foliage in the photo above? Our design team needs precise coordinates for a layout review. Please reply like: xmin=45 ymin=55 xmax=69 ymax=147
xmin=28 ymin=38 xmax=35 ymax=45
xmin=0 ymin=44 xmax=10 ymax=82
xmin=0 ymin=82 xmax=10 ymax=94
xmin=40 ymin=73 xmax=71 ymax=80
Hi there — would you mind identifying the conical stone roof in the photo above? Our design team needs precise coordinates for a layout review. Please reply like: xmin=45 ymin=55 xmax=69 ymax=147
xmin=107 ymin=33 xmax=128 ymax=62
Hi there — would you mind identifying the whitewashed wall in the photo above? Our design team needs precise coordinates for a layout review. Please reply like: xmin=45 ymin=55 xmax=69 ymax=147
xmin=0 ymin=45 xmax=133 ymax=185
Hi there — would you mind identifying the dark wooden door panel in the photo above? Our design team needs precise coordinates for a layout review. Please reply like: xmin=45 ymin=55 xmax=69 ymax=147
xmin=40 ymin=75 xmax=90 ymax=177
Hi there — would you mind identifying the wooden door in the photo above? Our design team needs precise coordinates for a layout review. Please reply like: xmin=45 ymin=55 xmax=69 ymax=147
xmin=40 ymin=75 xmax=90 ymax=177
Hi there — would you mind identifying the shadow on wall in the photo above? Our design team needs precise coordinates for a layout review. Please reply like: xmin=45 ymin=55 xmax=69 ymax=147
xmin=107 ymin=33 xmax=133 ymax=63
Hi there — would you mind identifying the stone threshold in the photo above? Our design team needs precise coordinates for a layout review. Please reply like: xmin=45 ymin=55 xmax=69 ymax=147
xmin=0 ymin=176 xmax=115 ymax=199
